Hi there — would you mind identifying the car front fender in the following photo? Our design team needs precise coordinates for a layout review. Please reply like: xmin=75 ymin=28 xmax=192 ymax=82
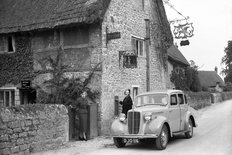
xmin=144 ymin=116 xmax=171 ymax=136
xmin=111 ymin=119 xmax=127 ymax=136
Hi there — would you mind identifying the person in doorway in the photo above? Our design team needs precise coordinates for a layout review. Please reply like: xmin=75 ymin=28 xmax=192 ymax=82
xmin=119 ymin=89 xmax=133 ymax=117
xmin=76 ymin=91 xmax=89 ymax=141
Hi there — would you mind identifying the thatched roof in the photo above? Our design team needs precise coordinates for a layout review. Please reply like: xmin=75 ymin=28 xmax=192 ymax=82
xmin=198 ymin=71 xmax=225 ymax=87
xmin=167 ymin=45 xmax=189 ymax=66
xmin=0 ymin=0 xmax=111 ymax=34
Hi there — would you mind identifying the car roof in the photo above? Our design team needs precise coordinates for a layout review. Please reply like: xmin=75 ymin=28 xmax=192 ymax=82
xmin=137 ymin=89 xmax=184 ymax=96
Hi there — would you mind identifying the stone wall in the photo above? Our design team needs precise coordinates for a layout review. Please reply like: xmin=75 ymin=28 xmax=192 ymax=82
xmin=186 ymin=91 xmax=232 ymax=110
xmin=186 ymin=92 xmax=212 ymax=110
xmin=211 ymin=92 xmax=232 ymax=103
xmin=0 ymin=104 xmax=69 ymax=155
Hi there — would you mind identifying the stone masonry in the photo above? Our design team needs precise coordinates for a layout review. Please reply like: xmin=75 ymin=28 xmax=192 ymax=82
xmin=100 ymin=0 xmax=171 ymax=134
xmin=0 ymin=104 xmax=69 ymax=155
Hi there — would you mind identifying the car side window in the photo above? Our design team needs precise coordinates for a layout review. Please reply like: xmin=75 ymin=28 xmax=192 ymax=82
xmin=178 ymin=94 xmax=184 ymax=105
xmin=170 ymin=94 xmax=177 ymax=105
xmin=184 ymin=95 xmax=188 ymax=104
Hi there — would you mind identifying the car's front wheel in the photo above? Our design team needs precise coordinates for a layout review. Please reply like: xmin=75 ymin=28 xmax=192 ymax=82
xmin=155 ymin=125 xmax=169 ymax=150
xmin=113 ymin=137 xmax=126 ymax=148
xmin=185 ymin=119 xmax=193 ymax=138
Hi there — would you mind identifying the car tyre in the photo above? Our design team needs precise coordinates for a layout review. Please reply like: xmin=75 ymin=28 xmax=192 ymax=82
xmin=185 ymin=119 xmax=193 ymax=138
xmin=113 ymin=137 xmax=126 ymax=148
xmin=155 ymin=125 xmax=169 ymax=150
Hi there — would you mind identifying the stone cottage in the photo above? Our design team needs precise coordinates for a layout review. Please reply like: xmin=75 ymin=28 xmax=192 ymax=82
xmin=198 ymin=67 xmax=225 ymax=92
xmin=0 ymin=0 xmax=173 ymax=134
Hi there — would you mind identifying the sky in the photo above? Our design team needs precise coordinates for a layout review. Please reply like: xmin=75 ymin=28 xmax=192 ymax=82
xmin=164 ymin=0 xmax=232 ymax=77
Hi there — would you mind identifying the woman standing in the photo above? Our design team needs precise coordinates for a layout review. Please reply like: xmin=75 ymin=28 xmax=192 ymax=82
xmin=120 ymin=89 xmax=133 ymax=117
xmin=76 ymin=91 xmax=89 ymax=140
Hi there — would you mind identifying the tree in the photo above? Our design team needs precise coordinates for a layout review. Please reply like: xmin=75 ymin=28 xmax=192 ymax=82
xmin=221 ymin=40 xmax=232 ymax=83
xmin=170 ymin=61 xmax=201 ymax=92
xmin=186 ymin=67 xmax=201 ymax=92
xmin=36 ymin=48 xmax=100 ymax=105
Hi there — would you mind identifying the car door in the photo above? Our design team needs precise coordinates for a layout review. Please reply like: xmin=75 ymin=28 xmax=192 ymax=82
xmin=178 ymin=93 xmax=187 ymax=131
xmin=168 ymin=94 xmax=181 ymax=132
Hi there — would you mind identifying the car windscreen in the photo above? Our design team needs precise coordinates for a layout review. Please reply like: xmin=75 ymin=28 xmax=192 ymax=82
xmin=134 ymin=94 xmax=168 ymax=107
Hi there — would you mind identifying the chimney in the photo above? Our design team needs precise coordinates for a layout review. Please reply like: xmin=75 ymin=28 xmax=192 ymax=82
xmin=214 ymin=66 xmax=218 ymax=74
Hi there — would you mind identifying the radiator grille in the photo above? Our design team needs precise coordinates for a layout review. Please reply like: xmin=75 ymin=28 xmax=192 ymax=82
xmin=128 ymin=111 xmax=140 ymax=134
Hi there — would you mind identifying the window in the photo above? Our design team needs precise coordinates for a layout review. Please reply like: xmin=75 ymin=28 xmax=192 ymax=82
xmin=0 ymin=90 xmax=15 ymax=107
xmin=132 ymin=86 xmax=139 ymax=99
xmin=31 ymin=30 xmax=60 ymax=51
xmin=62 ymin=26 xmax=89 ymax=47
xmin=0 ymin=35 xmax=15 ymax=53
xmin=178 ymin=94 xmax=184 ymax=104
xmin=132 ymin=37 xmax=144 ymax=56
xmin=184 ymin=95 xmax=188 ymax=104
xmin=170 ymin=94 xmax=177 ymax=105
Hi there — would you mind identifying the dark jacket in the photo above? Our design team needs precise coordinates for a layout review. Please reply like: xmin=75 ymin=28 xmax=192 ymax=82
xmin=120 ymin=95 xmax=133 ymax=116
xmin=76 ymin=97 xmax=89 ymax=114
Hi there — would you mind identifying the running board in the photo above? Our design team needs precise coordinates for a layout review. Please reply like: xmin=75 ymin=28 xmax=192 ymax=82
xmin=172 ymin=130 xmax=188 ymax=135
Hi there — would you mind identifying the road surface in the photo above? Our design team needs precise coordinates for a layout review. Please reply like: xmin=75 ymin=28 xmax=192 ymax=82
xmin=34 ymin=100 xmax=232 ymax=155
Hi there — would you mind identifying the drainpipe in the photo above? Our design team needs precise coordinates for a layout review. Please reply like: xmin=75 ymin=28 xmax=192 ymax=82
xmin=145 ymin=19 xmax=150 ymax=91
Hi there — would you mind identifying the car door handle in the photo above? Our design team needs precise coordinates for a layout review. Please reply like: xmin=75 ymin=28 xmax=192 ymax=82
xmin=169 ymin=110 xmax=173 ymax=112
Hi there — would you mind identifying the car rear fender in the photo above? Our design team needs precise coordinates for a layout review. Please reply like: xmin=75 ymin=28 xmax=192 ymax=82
xmin=185 ymin=112 xmax=197 ymax=129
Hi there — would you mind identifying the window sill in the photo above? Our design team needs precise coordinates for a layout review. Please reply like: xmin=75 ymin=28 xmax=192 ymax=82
xmin=33 ymin=47 xmax=60 ymax=53
xmin=0 ymin=51 xmax=15 ymax=54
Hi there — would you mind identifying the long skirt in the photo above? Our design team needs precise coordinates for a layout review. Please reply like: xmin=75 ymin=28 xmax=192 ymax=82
xmin=79 ymin=113 xmax=88 ymax=133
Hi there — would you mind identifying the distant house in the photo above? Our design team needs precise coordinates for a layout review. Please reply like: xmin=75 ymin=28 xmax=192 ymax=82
xmin=167 ymin=44 xmax=189 ymax=88
xmin=198 ymin=68 xmax=225 ymax=92
xmin=0 ymin=0 xmax=173 ymax=134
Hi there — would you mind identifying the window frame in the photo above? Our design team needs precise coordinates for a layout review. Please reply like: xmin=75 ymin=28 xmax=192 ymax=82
xmin=131 ymin=36 xmax=145 ymax=57
xmin=178 ymin=94 xmax=184 ymax=105
xmin=170 ymin=94 xmax=178 ymax=106
xmin=0 ymin=89 xmax=15 ymax=107
xmin=0 ymin=35 xmax=16 ymax=54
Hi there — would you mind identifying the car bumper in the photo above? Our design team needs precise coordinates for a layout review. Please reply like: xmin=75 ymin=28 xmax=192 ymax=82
xmin=112 ymin=134 xmax=158 ymax=139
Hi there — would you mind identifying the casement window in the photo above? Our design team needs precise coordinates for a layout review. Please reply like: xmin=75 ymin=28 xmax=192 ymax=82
xmin=132 ymin=37 xmax=145 ymax=57
xmin=0 ymin=90 xmax=15 ymax=107
xmin=0 ymin=35 xmax=16 ymax=53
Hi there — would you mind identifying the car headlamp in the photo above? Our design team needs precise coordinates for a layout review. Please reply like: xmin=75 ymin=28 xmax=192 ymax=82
xmin=144 ymin=112 xmax=152 ymax=121
xmin=119 ymin=113 xmax=126 ymax=122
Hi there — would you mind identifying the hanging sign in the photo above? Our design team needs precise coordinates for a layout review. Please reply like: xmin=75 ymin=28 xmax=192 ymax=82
xmin=106 ymin=27 xmax=121 ymax=46
xmin=107 ymin=32 xmax=121 ymax=40
xmin=173 ymin=23 xmax=194 ymax=39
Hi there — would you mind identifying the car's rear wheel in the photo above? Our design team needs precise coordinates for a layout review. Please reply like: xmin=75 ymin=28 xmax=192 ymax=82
xmin=155 ymin=125 xmax=169 ymax=150
xmin=185 ymin=119 xmax=193 ymax=138
xmin=113 ymin=137 xmax=126 ymax=148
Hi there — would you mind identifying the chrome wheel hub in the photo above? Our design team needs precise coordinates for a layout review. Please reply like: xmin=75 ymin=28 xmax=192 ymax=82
xmin=161 ymin=131 xmax=167 ymax=146
xmin=189 ymin=123 xmax=193 ymax=135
